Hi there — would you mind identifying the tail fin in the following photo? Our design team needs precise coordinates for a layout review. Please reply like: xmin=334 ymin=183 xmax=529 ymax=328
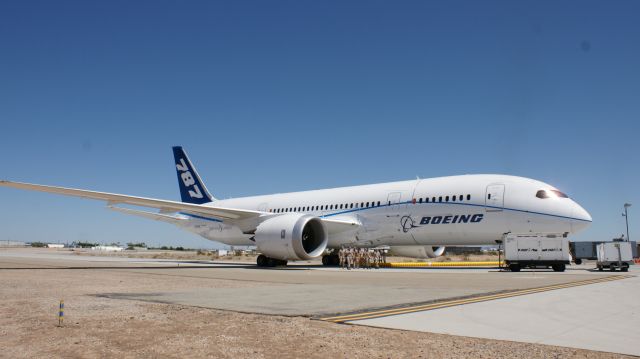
xmin=172 ymin=146 xmax=215 ymax=204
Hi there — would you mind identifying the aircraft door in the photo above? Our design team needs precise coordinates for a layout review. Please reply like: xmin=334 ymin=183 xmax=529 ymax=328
xmin=485 ymin=184 xmax=505 ymax=212
xmin=386 ymin=192 xmax=401 ymax=216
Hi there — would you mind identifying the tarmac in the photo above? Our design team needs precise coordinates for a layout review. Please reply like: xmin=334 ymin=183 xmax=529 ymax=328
xmin=351 ymin=267 xmax=639 ymax=356
xmin=1 ymin=248 xmax=637 ymax=356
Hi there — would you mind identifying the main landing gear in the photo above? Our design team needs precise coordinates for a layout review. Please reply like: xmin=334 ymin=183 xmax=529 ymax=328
xmin=256 ymin=254 xmax=287 ymax=268
xmin=322 ymin=251 xmax=339 ymax=266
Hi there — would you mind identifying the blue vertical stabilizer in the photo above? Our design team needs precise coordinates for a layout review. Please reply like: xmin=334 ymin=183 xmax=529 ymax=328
xmin=172 ymin=146 xmax=214 ymax=204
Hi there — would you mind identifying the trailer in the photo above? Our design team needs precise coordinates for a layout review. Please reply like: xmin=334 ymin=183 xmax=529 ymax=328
xmin=570 ymin=240 xmax=637 ymax=264
xmin=596 ymin=242 xmax=633 ymax=272
xmin=504 ymin=234 xmax=571 ymax=272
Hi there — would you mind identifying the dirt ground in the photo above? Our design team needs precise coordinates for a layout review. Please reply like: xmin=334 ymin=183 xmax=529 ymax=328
xmin=0 ymin=254 xmax=630 ymax=359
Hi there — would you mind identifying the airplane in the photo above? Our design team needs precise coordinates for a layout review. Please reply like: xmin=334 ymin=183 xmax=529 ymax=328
xmin=0 ymin=146 xmax=592 ymax=267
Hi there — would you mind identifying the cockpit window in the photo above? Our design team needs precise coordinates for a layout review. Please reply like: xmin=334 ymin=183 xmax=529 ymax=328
xmin=536 ymin=190 xmax=569 ymax=199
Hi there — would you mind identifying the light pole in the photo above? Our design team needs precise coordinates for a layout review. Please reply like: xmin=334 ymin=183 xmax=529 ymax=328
xmin=622 ymin=203 xmax=631 ymax=241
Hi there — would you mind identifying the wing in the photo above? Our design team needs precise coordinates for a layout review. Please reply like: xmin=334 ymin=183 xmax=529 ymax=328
xmin=0 ymin=180 xmax=361 ymax=234
xmin=0 ymin=180 xmax=261 ymax=220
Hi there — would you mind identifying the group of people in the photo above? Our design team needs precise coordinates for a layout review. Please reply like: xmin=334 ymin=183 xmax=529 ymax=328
xmin=338 ymin=247 xmax=386 ymax=269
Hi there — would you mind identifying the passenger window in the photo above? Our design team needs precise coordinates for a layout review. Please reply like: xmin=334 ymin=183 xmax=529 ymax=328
xmin=366 ymin=202 xmax=369 ymax=207
xmin=361 ymin=202 xmax=364 ymax=207
xmin=377 ymin=201 xmax=380 ymax=206
xmin=459 ymin=195 xmax=463 ymax=201
xmin=350 ymin=203 xmax=354 ymax=209
xmin=432 ymin=197 xmax=436 ymax=202
xmin=452 ymin=196 xmax=456 ymax=202
xmin=425 ymin=197 xmax=429 ymax=203
xmin=419 ymin=198 xmax=423 ymax=203
xmin=467 ymin=194 xmax=471 ymax=200
xmin=439 ymin=196 xmax=442 ymax=202
xmin=488 ymin=194 xmax=491 ymax=200
xmin=446 ymin=196 xmax=450 ymax=202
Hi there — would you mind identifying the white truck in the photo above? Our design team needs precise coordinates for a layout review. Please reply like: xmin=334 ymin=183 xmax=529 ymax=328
xmin=596 ymin=242 xmax=633 ymax=272
xmin=504 ymin=234 xmax=571 ymax=272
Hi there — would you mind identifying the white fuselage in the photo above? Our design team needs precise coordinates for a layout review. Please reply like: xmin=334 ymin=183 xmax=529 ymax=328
xmin=176 ymin=174 xmax=592 ymax=248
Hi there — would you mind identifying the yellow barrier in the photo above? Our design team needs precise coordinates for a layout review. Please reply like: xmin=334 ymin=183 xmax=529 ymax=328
xmin=381 ymin=261 xmax=503 ymax=268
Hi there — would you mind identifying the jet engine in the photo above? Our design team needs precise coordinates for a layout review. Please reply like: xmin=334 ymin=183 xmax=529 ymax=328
xmin=254 ymin=213 xmax=328 ymax=261
xmin=388 ymin=245 xmax=446 ymax=259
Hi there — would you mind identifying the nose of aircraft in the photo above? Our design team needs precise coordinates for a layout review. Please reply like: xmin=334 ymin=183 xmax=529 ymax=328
xmin=571 ymin=201 xmax=592 ymax=233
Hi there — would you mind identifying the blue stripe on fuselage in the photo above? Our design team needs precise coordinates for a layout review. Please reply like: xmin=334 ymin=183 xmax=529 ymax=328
xmin=179 ymin=201 xmax=591 ymax=224
xmin=321 ymin=200 xmax=592 ymax=223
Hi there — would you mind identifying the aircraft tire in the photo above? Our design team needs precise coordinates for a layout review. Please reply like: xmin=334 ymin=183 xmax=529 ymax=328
xmin=257 ymin=254 xmax=268 ymax=267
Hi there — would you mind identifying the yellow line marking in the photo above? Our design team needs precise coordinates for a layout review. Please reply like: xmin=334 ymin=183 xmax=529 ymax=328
xmin=381 ymin=261 xmax=502 ymax=268
xmin=318 ymin=275 xmax=632 ymax=323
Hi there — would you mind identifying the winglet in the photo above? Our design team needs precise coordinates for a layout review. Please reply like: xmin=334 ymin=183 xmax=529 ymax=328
xmin=172 ymin=146 xmax=215 ymax=204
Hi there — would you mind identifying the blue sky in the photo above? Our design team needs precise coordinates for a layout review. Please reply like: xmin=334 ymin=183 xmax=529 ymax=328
xmin=1 ymin=0 xmax=638 ymax=248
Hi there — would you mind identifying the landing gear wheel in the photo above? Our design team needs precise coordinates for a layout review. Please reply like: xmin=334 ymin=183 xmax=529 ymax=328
xmin=622 ymin=265 xmax=629 ymax=272
xmin=332 ymin=255 xmax=339 ymax=266
xmin=598 ymin=265 xmax=603 ymax=271
xmin=574 ymin=259 xmax=583 ymax=265
xmin=610 ymin=265 xmax=616 ymax=272
xmin=322 ymin=253 xmax=339 ymax=266
xmin=509 ymin=264 xmax=521 ymax=272
xmin=552 ymin=264 xmax=566 ymax=272
xmin=257 ymin=255 xmax=287 ymax=267
xmin=322 ymin=255 xmax=331 ymax=266
xmin=257 ymin=254 xmax=268 ymax=267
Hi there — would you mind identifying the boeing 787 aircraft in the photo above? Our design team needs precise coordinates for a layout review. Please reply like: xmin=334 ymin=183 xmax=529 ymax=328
xmin=0 ymin=147 xmax=592 ymax=267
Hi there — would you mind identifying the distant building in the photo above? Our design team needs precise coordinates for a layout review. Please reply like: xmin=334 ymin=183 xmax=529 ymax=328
xmin=47 ymin=244 xmax=65 ymax=249
xmin=0 ymin=241 xmax=29 ymax=247
xmin=91 ymin=245 xmax=124 ymax=252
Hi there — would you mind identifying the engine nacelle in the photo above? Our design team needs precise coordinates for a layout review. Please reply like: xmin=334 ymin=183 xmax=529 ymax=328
xmin=388 ymin=245 xmax=446 ymax=259
xmin=254 ymin=213 xmax=328 ymax=260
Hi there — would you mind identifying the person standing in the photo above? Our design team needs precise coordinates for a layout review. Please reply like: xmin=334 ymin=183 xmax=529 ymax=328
xmin=365 ymin=249 xmax=371 ymax=269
